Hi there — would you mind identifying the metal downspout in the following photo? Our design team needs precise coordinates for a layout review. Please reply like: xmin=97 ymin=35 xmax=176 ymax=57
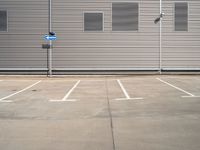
xmin=159 ymin=0 xmax=162 ymax=74
xmin=48 ymin=0 xmax=53 ymax=77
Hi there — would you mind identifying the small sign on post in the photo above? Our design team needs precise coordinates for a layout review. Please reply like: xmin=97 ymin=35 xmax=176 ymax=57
xmin=44 ymin=35 xmax=57 ymax=41
xmin=42 ymin=44 xmax=51 ymax=49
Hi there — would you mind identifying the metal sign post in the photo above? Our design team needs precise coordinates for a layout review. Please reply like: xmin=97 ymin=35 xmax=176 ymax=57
xmin=159 ymin=0 xmax=162 ymax=74
xmin=154 ymin=0 xmax=164 ymax=74
xmin=48 ymin=0 xmax=52 ymax=77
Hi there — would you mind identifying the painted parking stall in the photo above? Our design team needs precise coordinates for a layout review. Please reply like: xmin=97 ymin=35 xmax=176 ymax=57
xmin=157 ymin=78 xmax=200 ymax=98
xmin=115 ymin=80 xmax=143 ymax=101
xmin=0 ymin=76 xmax=200 ymax=103
xmin=0 ymin=76 xmax=200 ymax=150
xmin=0 ymin=80 xmax=42 ymax=103
xmin=108 ymin=76 xmax=200 ymax=150
xmin=0 ymin=81 xmax=41 ymax=103
xmin=49 ymin=80 xmax=81 ymax=102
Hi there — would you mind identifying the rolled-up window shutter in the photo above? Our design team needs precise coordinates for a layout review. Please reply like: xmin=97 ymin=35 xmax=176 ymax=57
xmin=0 ymin=10 xmax=7 ymax=31
xmin=84 ymin=13 xmax=103 ymax=31
xmin=175 ymin=3 xmax=188 ymax=31
xmin=112 ymin=3 xmax=138 ymax=31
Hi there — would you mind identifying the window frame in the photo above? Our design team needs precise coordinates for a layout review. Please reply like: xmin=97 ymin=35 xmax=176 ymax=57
xmin=83 ymin=11 xmax=104 ymax=32
xmin=0 ymin=9 xmax=8 ymax=32
xmin=111 ymin=2 xmax=140 ymax=32
xmin=174 ymin=2 xmax=189 ymax=32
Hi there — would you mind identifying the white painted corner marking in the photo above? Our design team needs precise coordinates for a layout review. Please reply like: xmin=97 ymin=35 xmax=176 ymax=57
xmin=182 ymin=96 xmax=200 ymax=98
xmin=115 ymin=98 xmax=143 ymax=101
xmin=49 ymin=80 xmax=80 ymax=102
xmin=0 ymin=80 xmax=41 ymax=102
xmin=115 ymin=79 xmax=143 ymax=101
xmin=0 ymin=100 xmax=13 ymax=103
xmin=156 ymin=78 xmax=196 ymax=97
xmin=50 ymin=99 xmax=78 ymax=102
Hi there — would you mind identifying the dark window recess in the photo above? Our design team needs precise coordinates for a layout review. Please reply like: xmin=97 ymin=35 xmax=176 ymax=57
xmin=112 ymin=3 xmax=139 ymax=31
xmin=0 ymin=10 xmax=7 ymax=31
xmin=84 ymin=13 xmax=103 ymax=31
xmin=175 ymin=3 xmax=188 ymax=31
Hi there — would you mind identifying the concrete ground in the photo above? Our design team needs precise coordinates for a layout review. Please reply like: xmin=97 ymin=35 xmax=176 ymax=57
xmin=0 ymin=75 xmax=200 ymax=150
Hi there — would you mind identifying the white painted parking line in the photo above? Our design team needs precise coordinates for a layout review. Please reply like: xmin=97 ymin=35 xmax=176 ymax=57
xmin=157 ymin=78 xmax=200 ymax=98
xmin=50 ymin=80 xmax=81 ymax=102
xmin=115 ymin=80 xmax=143 ymax=101
xmin=0 ymin=80 xmax=42 ymax=103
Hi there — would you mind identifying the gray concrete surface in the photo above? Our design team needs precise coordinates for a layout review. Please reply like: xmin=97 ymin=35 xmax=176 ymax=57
xmin=0 ymin=75 xmax=200 ymax=150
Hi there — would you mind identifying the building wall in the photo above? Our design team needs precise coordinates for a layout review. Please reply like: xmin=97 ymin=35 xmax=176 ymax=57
xmin=162 ymin=0 xmax=200 ymax=70
xmin=0 ymin=0 xmax=200 ymax=72
xmin=52 ymin=0 xmax=160 ymax=70
xmin=0 ymin=0 xmax=48 ymax=70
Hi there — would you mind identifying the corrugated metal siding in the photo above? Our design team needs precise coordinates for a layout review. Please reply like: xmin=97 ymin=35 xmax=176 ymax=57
xmin=162 ymin=1 xmax=200 ymax=69
xmin=52 ymin=0 xmax=160 ymax=70
xmin=0 ymin=0 xmax=48 ymax=69
xmin=0 ymin=0 xmax=200 ymax=72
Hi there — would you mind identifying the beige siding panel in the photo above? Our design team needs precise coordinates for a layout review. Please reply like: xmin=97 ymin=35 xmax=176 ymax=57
xmin=162 ymin=1 xmax=200 ymax=69
xmin=0 ymin=0 xmax=200 ymax=71
xmin=51 ymin=0 xmax=160 ymax=69
xmin=0 ymin=0 xmax=48 ymax=69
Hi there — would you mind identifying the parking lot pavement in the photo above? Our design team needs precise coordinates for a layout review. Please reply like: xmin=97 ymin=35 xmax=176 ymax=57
xmin=108 ymin=76 xmax=200 ymax=150
xmin=0 ymin=75 xmax=200 ymax=150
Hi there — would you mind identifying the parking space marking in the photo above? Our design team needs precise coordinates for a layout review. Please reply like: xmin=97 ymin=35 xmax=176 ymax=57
xmin=0 ymin=80 xmax=42 ymax=103
xmin=115 ymin=80 xmax=143 ymax=101
xmin=157 ymin=78 xmax=200 ymax=98
xmin=49 ymin=80 xmax=81 ymax=102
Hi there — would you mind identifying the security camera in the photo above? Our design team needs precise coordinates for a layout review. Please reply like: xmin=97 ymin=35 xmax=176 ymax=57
xmin=160 ymin=12 xmax=165 ymax=18
xmin=154 ymin=17 xmax=161 ymax=24
xmin=154 ymin=12 xmax=165 ymax=24
xmin=49 ymin=32 xmax=56 ymax=36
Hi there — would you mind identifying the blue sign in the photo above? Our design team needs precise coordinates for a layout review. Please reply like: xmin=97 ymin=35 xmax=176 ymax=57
xmin=44 ymin=35 xmax=57 ymax=41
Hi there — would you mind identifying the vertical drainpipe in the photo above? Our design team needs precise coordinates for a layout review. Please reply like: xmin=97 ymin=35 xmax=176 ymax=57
xmin=48 ymin=0 xmax=53 ymax=77
xmin=159 ymin=0 xmax=162 ymax=74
